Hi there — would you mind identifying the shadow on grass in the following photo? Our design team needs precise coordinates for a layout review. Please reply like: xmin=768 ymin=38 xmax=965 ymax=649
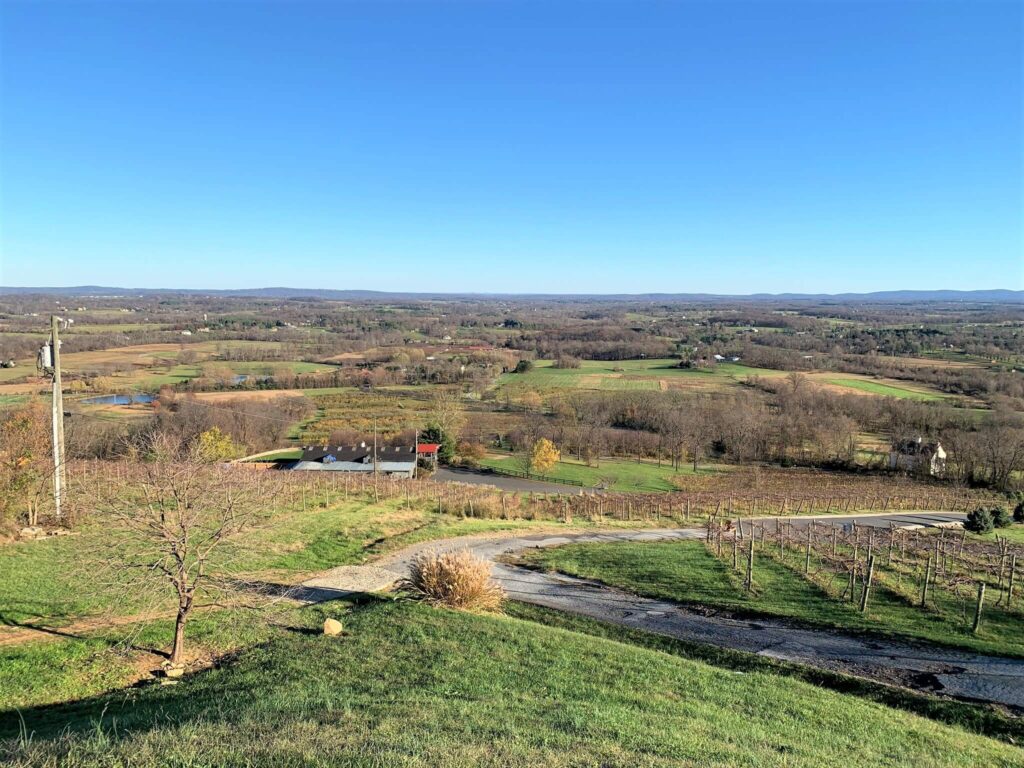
xmin=0 ymin=611 xmax=171 ymax=660
xmin=227 ymin=577 xmax=361 ymax=604
xmin=0 ymin=595 xmax=387 ymax=744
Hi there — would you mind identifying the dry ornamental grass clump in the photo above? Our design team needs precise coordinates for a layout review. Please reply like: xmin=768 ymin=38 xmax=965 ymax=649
xmin=405 ymin=550 xmax=504 ymax=612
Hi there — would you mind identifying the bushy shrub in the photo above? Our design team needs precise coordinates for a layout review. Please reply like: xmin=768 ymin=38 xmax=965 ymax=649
xmin=964 ymin=507 xmax=994 ymax=534
xmin=513 ymin=359 xmax=534 ymax=373
xmin=991 ymin=505 xmax=1012 ymax=529
xmin=456 ymin=441 xmax=487 ymax=468
xmin=1012 ymin=494 xmax=1024 ymax=524
xmin=405 ymin=550 xmax=504 ymax=611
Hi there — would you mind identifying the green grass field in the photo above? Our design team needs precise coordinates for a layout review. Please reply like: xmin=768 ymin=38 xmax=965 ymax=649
xmin=497 ymin=359 xmax=787 ymax=395
xmin=480 ymin=453 xmax=725 ymax=492
xmin=3 ymin=599 xmax=1018 ymax=767
xmin=823 ymin=377 xmax=947 ymax=401
xmin=983 ymin=526 xmax=1024 ymax=544
xmin=0 ymin=495 xmax=564 ymax=711
xmin=521 ymin=539 xmax=1024 ymax=658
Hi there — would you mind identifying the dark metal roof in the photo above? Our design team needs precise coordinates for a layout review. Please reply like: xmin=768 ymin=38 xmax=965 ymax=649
xmin=300 ymin=444 xmax=416 ymax=464
xmin=892 ymin=438 xmax=942 ymax=456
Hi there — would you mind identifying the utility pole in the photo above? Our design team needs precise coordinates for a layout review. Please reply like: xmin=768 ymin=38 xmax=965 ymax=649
xmin=372 ymin=417 xmax=378 ymax=475
xmin=47 ymin=315 xmax=66 ymax=519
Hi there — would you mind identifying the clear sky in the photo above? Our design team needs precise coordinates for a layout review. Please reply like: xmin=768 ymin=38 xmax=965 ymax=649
xmin=1 ymin=0 xmax=1020 ymax=294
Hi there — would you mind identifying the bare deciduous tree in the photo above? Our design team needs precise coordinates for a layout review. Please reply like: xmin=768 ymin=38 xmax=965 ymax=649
xmin=428 ymin=386 xmax=466 ymax=439
xmin=77 ymin=436 xmax=278 ymax=664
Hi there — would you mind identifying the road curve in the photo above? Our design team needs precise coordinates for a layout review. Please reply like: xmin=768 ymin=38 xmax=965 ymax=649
xmin=304 ymin=512 xmax=1024 ymax=710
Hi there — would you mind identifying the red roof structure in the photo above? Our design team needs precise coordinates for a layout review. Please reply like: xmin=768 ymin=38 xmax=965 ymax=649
xmin=417 ymin=444 xmax=440 ymax=454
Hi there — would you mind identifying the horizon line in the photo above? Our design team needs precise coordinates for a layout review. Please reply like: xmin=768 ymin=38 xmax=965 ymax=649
xmin=0 ymin=285 xmax=1022 ymax=301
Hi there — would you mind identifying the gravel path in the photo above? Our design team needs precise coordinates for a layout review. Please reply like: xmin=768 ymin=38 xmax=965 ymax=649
xmin=303 ymin=512 xmax=1024 ymax=709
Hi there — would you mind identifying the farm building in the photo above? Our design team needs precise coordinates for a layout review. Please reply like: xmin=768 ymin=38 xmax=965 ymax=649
xmin=417 ymin=443 xmax=440 ymax=464
xmin=889 ymin=438 xmax=947 ymax=476
xmin=289 ymin=443 xmax=417 ymax=478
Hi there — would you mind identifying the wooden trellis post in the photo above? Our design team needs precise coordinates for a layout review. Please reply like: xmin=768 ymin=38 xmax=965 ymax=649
xmin=859 ymin=555 xmax=875 ymax=612
xmin=920 ymin=553 xmax=932 ymax=607
xmin=1008 ymin=554 xmax=1017 ymax=606
xmin=972 ymin=581 xmax=986 ymax=634
xmin=744 ymin=539 xmax=754 ymax=592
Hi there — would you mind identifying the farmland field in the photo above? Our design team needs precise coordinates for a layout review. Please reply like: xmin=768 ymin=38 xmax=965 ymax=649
xmin=296 ymin=388 xmax=435 ymax=441
xmin=497 ymin=359 xmax=787 ymax=395
xmin=819 ymin=376 xmax=949 ymax=401
xmin=0 ymin=365 xmax=35 ymax=383
xmin=496 ymin=359 xmax=965 ymax=405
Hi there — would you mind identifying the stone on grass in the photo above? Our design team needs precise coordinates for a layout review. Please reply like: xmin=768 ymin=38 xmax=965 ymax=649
xmin=323 ymin=618 xmax=343 ymax=636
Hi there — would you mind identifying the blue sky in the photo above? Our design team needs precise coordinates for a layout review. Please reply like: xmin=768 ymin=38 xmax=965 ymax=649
xmin=1 ymin=1 xmax=1020 ymax=293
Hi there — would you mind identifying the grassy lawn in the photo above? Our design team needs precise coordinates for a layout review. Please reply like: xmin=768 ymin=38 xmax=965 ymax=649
xmin=3 ymin=599 xmax=1018 ymax=767
xmin=0 ymin=497 xmax=554 ymax=631
xmin=823 ymin=377 xmax=947 ymax=401
xmin=480 ymin=453 xmax=725 ymax=492
xmin=521 ymin=540 xmax=1024 ymax=657
xmin=506 ymin=603 xmax=1024 ymax=746
xmin=0 ymin=495 xmax=573 ymax=710
xmin=973 ymin=526 xmax=1024 ymax=545
xmin=135 ymin=364 xmax=202 ymax=388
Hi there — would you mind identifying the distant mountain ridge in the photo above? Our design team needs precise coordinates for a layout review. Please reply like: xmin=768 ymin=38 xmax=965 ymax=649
xmin=0 ymin=286 xmax=1021 ymax=303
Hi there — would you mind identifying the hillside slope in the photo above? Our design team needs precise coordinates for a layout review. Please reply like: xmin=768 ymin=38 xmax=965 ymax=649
xmin=3 ymin=600 xmax=1019 ymax=767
